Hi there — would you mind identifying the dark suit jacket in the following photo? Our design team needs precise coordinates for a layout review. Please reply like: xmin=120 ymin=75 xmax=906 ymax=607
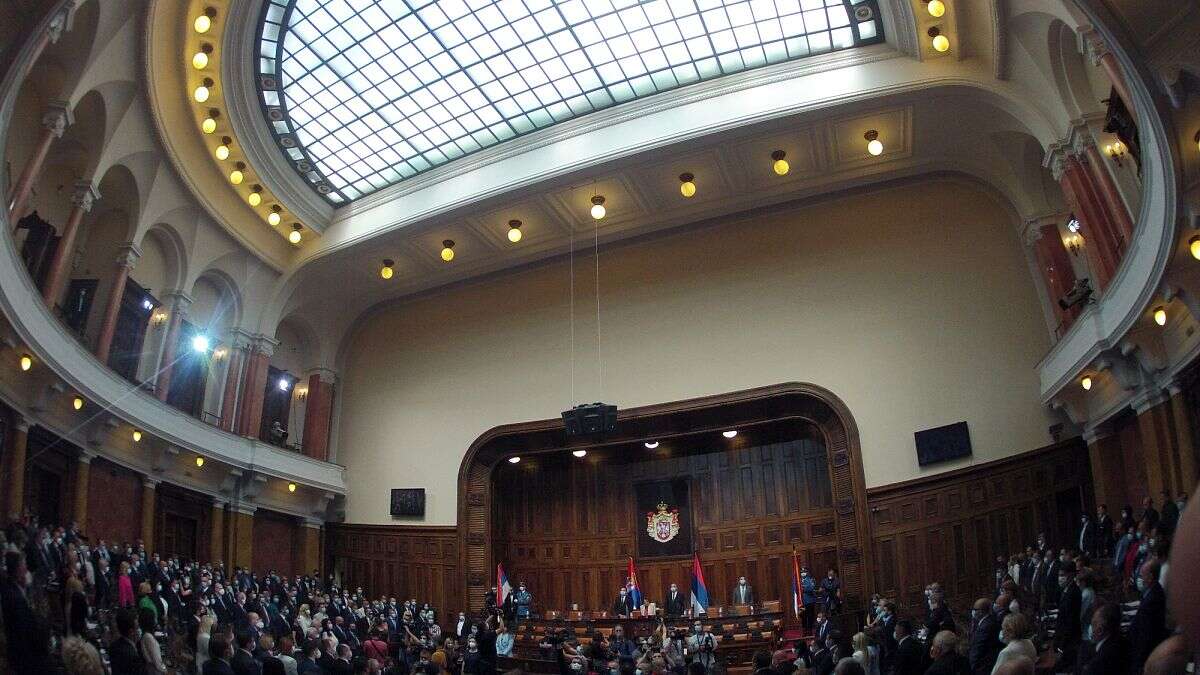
xmin=924 ymin=605 xmax=955 ymax=639
xmin=1 ymin=582 xmax=52 ymax=674
xmin=925 ymin=653 xmax=971 ymax=675
xmin=967 ymin=613 xmax=1001 ymax=675
xmin=665 ymin=591 xmax=686 ymax=616
xmin=232 ymin=648 xmax=264 ymax=675
xmin=108 ymin=636 xmax=142 ymax=675
xmin=204 ymin=659 xmax=238 ymax=675
xmin=1054 ymin=582 xmax=1083 ymax=653
xmin=1078 ymin=634 xmax=1131 ymax=675
xmin=810 ymin=648 xmax=834 ymax=675
xmin=612 ymin=595 xmax=634 ymax=616
xmin=892 ymin=636 xmax=924 ymax=675
xmin=731 ymin=584 xmax=754 ymax=605
xmin=1131 ymin=583 xmax=1169 ymax=671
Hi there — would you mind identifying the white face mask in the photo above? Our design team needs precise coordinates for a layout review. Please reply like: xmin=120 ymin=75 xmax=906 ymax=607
xmin=1136 ymin=577 xmax=1146 ymax=592
xmin=998 ymin=631 xmax=1007 ymax=644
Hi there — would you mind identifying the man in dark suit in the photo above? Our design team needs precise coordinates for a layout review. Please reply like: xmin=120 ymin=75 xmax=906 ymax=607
xmin=876 ymin=604 xmax=897 ymax=671
xmin=810 ymin=639 xmax=834 ymax=675
xmin=1141 ymin=496 xmax=1160 ymax=531
xmin=732 ymin=576 xmax=754 ymax=605
xmin=814 ymin=610 xmax=833 ymax=646
xmin=1040 ymin=551 xmax=1060 ymax=608
xmin=204 ymin=634 xmax=238 ymax=675
xmin=925 ymin=630 xmax=970 ymax=675
xmin=1077 ymin=602 xmax=1129 ymax=675
xmin=1159 ymin=491 xmax=1180 ymax=535
xmin=611 ymin=588 xmax=634 ymax=617
xmin=1 ymin=551 xmax=52 ymax=674
xmin=1053 ymin=561 xmax=1083 ymax=665
xmin=456 ymin=611 xmax=474 ymax=638
xmin=232 ymin=630 xmax=264 ymax=675
xmin=1095 ymin=505 xmax=1114 ymax=556
xmin=109 ymin=609 xmax=143 ymax=675
xmin=665 ymin=583 xmax=686 ymax=617
xmin=1077 ymin=514 xmax=1097 ymax=558
xmin=891 ymin=620 xmax=924 ymax=675
xmin=1130 ymin=559 xmax=1169 ymax=673
xmin=967 ymin=598 xmax=1001 ymax=675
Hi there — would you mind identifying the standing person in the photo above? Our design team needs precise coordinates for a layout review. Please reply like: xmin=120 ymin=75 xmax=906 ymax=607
xmin=203 ymin=635 xmax=238 ymax=675
xmin=820 ymin=569 xmax=841 ymax=616
xmin=1141 ymin=497 xmax=1160 ymax=532
xmin=1130 ymin=558 xmax=1169 ymax=674
xmin=1095 ymin=505 xmax=1114 ymax=556
xmin=925 ymin=631 xmax=969 ymax=675
xmin=890 ymin=621 xmax=922 ymax=675
xmin=1 ymin=551 xmax=52 ymax=674
xmin=1053 ymin=562 xmax=1082 ymax=667
xmin=687 ymin=620 xmax=718 ymax=673
xmin=850 ymin=632 xmax=879 ymax=675
xmin=1159 ymin=491 xmax=1180 ymax=535
xmin=664 ymin=582 xmax=686 ymax=617
xmin=800 ymin=569 xmax=817 ymax=632
xmin=731 ymin=576 xmax=754 ymax=605
xmin=967 ymin=598 xmax=1001 ymax=675
xmin=109 ymin=609 xmax=143 ymax=675
xmin=1077 ymin=603 xmax=1129 ymax=675
xmin=64 ymin=574 xmax=89 ymax=637
xmin=140 ymin=607 xmax=168 ymax=674
xmin=118 ymin=560 xmax=136 ymax=608
xmin=197 ymin=614 xmax=217 ymax=674
xmin=1077 ymin=514 xmax=1097 ymax=558
xmin=991 ymin=613 xmax=1035 ymax=674
xmin=513 ymin=582 xmax=532 ymax=620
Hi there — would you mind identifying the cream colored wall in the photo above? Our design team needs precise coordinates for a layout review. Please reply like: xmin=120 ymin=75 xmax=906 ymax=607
xmin=337 ymin=176 xmax=1055 ymax=525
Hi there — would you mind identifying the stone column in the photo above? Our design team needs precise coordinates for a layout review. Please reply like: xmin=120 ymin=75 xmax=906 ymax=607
xmin=1082 ymin=28 xmax=1134 ymax=117
xmin=1078 ymin=134 xmax=1133 ymax=245
xmin=1167 ymin=385 xmax=1198 ymax=492
xmin=140 ymin=478 xmax=158 ymax=552
xmin=5 ymin=417 xmax=29 ymax=520
xmin=210 ymin=500 xmax=227 ymax=568
xmin=1049 ymin=150 xmax=1122 ymax=292
xmin=219 ymin=341 xmax=247 ymax=432
xmin=42 ymin=179 xmax=100 ymax=305
xmin=72 ymin=451 xmax=92 ymax=527
xmin=237 ymin=337 xmax=275 ymax=439
xmin=1134 ymin=392 xmax=1174 ymax=500
xmin=230 ymin=505 xmax=256 ymax=569
xmin=94 ymin=244 xmax=140 ymax=365
xmin=299 ymin=519 xmax=323 ymax=576
xmin=1084 ymin=427 xmax=1126 ymax=512
xmin=1028 ymin=221 xmax=1080 ymax=330
xmin=302 ymin=369 xmax=336 ymax=461
xmin=8 ymin=102 xmax=71 ymax=222
xmin=155 ymin=292 xmax=192 ymax=401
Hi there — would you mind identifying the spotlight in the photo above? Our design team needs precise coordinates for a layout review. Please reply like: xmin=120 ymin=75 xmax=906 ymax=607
xmin=19 ymin=354 xmax=32 ymax=371
xmin=644 ymin=441 xmax=659 ymax=449
xmin=215 ymin=136 xmax=231 ymax=161
xmin=267 ymin=205 xmax=282 ymax=226
xmin=508 ymin=456 xmax=521 ymax=464
xmin=926 ymin=0 xmax=945 ymax=17
xmin=722 ymin=430 xmax=738 ymax=438
xmin=73 ymin=395 xmax=84 ymax=410
xmin=380 ymin=259 xmax=395 ymax=280
xmin=132 ymin=429 xmax=143 ymax=442
xmin=194 ymin=8 xmax=216 ymax=34
xmin=278 ymin=378 xmax=291 ymax=391
xmin=1080 ymin=376 xmax=1092 ymax=391
xmin=289 ymin=224 xmax=303 ymax=244
xmin=679 ymin=173 xmax=696 ymax=198
xmin=572 ymin=449 xmax=587 ymax=458
xmin=864 ymin=130 xmax=883 ymax=156
xmin=1190 ymin=235 xmax=1200 ymax=260
xmin=142 ymin=299 xmax=154 ymax=310
xmin=201 ymin=109 xmax=219 ymax=134
xmin=590 ymin=195 xmax=606 ymax=220
xmin=928 ymin=27 xmax=950 ymax=52
xmin=771 ymin=150 xmax=789 ymax=176
xmin=441 ymin=239 xmax=455 ymax=262
xmin=192 ymin=334 xmax=210 ymax=353
xmin=195 ymin=455 xmax=205 ymax=467
xmin=1154 ymin=306 xmax=1167 ymax=326
xmin=288 ymin=482 xmax=297 ymax=493
xmin=507 ymin=220 xmax=522 ymax=243
xmin=248 ymin=185 xmax=262 ymax=206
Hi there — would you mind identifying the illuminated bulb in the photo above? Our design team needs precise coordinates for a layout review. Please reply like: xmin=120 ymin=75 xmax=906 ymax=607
xmin=380 ymin=259 xmax=395 ymax=279
xmin=1080 ymin=376 xmax=1092 ymax=391
xmin=201 ymin=116 xmax=217 ymax=134
xmin=441 ymin=239 xmax=455 ymax=262
xmin=508 ymin=456 xmax=521 ymax=464
xmin=73 ymin=396 xmax=84 ymax=410
xmin=192 ymin=334 xmax=210 ymax=352
xmin=194 ymin=85 xmax=210 ymax=102
xmin=590 ymin=195 xmax=606 ymax=220
xmin=192 ymin=51 xmax=209 ymax=70
xmin=722 ymin=430 xmax=738 ymax=438
xmin=288 ymin=482 xmax=297 ymax=493
xmin=771 ymin=150 xmax=789 ymax=176
xmin=928 ymin=28 xmax=950 ymax=52
xmin=19 ymin=354 xmax=32 ymax=371
xmin=644 ymin=441 xmax=659 ymax=449
xmin=289 ymin=224 xmax=303 ymax=244
xmin=864 ymin=130 xmax=883 ymax=156
xmin=132 ymin=429 xmax=142 ymax=442
xmin=507 ymin=220 xmax=522 ymax=243
xmin=215 ymin=143 xmax=230 ymax=161
xmin=267 ymin=207 xmax=281 ymax=226
xmin=278 ymin=378 xmax=290 ymax=391
xmin=1190 ymin=235 xmax=1200 ymax=260
xmin=1154 ymin=306 xmax=1167 ymax=326
xmin=247 ymin=190 xmax=262 ymax=207
xmin=195 ymin=456 xmax=205 ymax=468
xmin=194 ymin=14 xmax=212 ymax=34
xmin=572 ymin=449 xmax=587 ymax=458
xmin=926 ymin=0 xmax=945 ymax=17
xmin=679 ymin=173 xmax=696 ymax=198
xmin=229 ymin=169 xmax=242 ymax=184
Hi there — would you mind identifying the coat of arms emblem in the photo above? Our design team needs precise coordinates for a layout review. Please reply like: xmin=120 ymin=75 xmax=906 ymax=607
xmin=646 ymin=501 xmax=681 ymax=543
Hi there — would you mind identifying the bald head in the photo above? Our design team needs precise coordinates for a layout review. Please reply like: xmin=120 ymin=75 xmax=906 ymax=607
xmin=930 ymin=630 xmax=958 ymax=658
xmin=973 ymin=597 xmax=991 ymax=612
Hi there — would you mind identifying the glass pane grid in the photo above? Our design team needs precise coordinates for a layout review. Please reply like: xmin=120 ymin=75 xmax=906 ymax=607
xmin=257 ymin=0 xmax=881 ymax=203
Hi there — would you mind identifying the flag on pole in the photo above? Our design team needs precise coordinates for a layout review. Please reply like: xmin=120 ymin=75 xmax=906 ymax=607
xmin=690 ymin=552 xmax=709 ymax=615
xmin=497 ymin=563 xmax=512 ymax=607
xmin=627 ymin=557 xmax=643 ymax=609
xmin=791 ymin=548 xmax=804 ymax=617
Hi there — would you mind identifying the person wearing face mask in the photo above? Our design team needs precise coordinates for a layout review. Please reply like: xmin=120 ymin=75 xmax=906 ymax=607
xmin=967 ymin=597 xmax=1001 ymax=675
xmin=891 ymin=621 xmax=922 ymax=675
xmin=1130 ymin=558 xmax=1168 ymax=673
xmin=514 ymin=582 xmax=533 ymax=619
xmin=990 ymin=613 xmax=1034 ymax=674
xmin=612 ymin=586 xmax=634 ymax=617
xmin=800 ymin=570 xmax=817 ymax=631
xmin=686 ymin=621 xmax=717 ymax=672
xmin=1124 ymin=526 xmax=1150 ymax=588
xmin=665 ymin=582 xmax=686 ymax=617
xmin=731 ymin=575 xmax=754 ymax=605
xmin=1 ymin=551 xmax=52 ymax=674
xmin=1051 ymin=561 xmax=1082 ymax=667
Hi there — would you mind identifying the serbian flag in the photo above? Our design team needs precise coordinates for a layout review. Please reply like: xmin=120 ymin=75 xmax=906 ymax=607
xmin=627 ymin=557 xmax=643 ymax=609
xmin=497 ymin=563 xmax=512 ymax=606
xmin=791 ymin=548 xmax=804 ymax=617
xmin=690 ymin=552 xmax=709 ymax=615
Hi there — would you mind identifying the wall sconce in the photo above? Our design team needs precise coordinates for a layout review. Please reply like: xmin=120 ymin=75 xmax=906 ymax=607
xmin=1064 ymin=233 xmax=1084 ymax=256
xmin=151 ymin=311 xmax=169 ymax=327
xmin=1104 ymin=141 xmax=1127 ymax=167
xmin=296 ymin=387 xmax=308 ymax=401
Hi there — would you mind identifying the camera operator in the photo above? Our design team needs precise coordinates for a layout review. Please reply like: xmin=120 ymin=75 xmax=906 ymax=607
xmin=686 ymin=620 xmax=718 ymax=673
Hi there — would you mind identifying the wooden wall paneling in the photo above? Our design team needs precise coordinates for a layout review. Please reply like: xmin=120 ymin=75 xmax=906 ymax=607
xmin=327 ymin=524 xmax=460 ymax=615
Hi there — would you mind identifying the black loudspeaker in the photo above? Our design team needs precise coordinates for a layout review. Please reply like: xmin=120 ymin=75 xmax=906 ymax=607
xmin=562 ymin=403 xmax=617 ymax=436
xmin=914 ymin=421 xmax=972 ymax=466
xmin=390 ymin=488 xmax=426 ymax=517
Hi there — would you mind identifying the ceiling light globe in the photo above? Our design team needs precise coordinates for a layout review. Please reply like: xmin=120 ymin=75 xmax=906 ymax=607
xmin=380 ymin=265 xmax=393 ymax=280
xmin=932 ymin=34 xmax=950 ymax=52
xmin=867 ymin=139 xmax=884 ymax=156
xmin=194 ymin=14 xmax=212 ymax=33
xmin=19 ymin=354 xmax=32 ymax=371
xmin=1080 ymin=376 xmax=1092 ymax=391
xmin=229 ymin=169 xmax=243 ymax=184
xmin=215 ymin=144 xmax=229 ymax=161
xmin=192 ymin=51 xmax=209 ymax=70
xmin=267 ymin=211 xmax=281 ymax=226
xmin=132 ymin=429 xmax=142 ymax=442
xmin=289 ymin=229 xmax=302 ymax=244
xmin=441 ymin=246 xmax=455 ymax=262
xmin=508 ymin=456 xmax=521 ymax=464
xmin=572 ymin=449 xmax=587 ymax=458
xmin=927 ymin=0 xmax=946 ymax=18
xmin=680 ymin=180 xmax=696 ymax=198
xmin=193 ymin=85 xmax=210 ymax=103
xmin=773 ymin=158 xmax=790 ymax=176
xmin=1190 ymin=235 xmax=1200 ymax=260
xmin=201 ymin=117 xmax=217 ymax=134
xmin=73 ymin=396 xmax=84 ymax=410
xmin=288 ymin=482 xmax=297 ymax=493
xmin=191 ymin=334 xmax=210 ymax=352
xmin=195 ymin=456 xmax=205 ymax=467
xmin=1154 ymin=307 xmax=1167 ymax=326
xmin=247 ymin=192 xmax=261 ymax=206
xmin=508 ymin=225 xmax=522 ymax=243
xmin=590 ymin=203 xmax=606 ymax=220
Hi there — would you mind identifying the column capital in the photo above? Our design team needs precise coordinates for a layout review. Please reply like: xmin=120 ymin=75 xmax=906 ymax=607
xmin=115 ymin=243 xmax=142 ymax=269
xmin=1076 ymin=25 xmax=1109 ymax=67
xmin=70 ymin=179 xmax=100 ymax=213
xmin=304 ymin=367 xmax=337 ymax=384
xmin=301 ymin=517 xmax=324 ymax=530
xmin=252 ymin=334 xmax=280 ymax=358
xmin=1131 ymin=387 xmax=1168 ymax=415
xmin=1068 ymin=123 xmax=1098 ymax=157
xmin=76 ymin=449 xmax=95 ymax=464
xmin=12 ymin=415 xmax=30 ymax=433
xmin=212 ymin=498 xmax=228 ymax=510
xmin=46 ymin=2 xmax=82 ymax=44
xmin=1081 ymin=425 xmax=1111 ymax=444
xmin=41 ymin=101 xmax=73 ymax=138
xmin=229 ymin=328 xmax=257 ymax=351
xmin=142 ymin=477 xmax=160 ymax=490
xmin=230 ymin=502 xmax=257 ymax=516
xmin=1043 ymin=143 xmax=1072 ymax=181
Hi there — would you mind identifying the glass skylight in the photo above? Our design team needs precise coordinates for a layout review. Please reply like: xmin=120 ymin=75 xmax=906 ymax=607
xmin=257 ymin=0 xmax=883 ymax=203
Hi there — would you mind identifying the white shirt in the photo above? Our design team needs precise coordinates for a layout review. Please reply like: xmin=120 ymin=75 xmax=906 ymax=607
xmin=991 ymin=639 xmax=1036 ymax=674
xmin=278 ymin=653 xmax=299 ymax=675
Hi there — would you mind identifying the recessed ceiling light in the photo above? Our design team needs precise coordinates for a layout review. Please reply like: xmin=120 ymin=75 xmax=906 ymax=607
xmin=722 ymin=430 xmax=738 ymax=438
xmin=508 ymin=456 xmax=521 ymax=464
xmin=572 ymin=449 xmax=587 ymax=458
xmin=644 ymin=441 xmax=659 ymax=449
